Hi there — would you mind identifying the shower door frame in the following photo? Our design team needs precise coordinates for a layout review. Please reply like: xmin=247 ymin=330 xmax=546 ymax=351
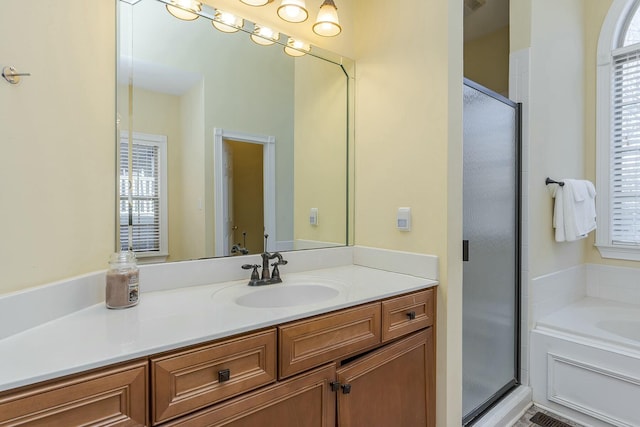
xmin=462 ymin=78 xmax=522 ymax=426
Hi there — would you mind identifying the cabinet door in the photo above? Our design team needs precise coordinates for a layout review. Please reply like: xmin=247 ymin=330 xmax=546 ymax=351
xmin=336 ymin=329 xmax=434 ymax=427
xmin=163 ymin=364 xmax=336 ymax=427
xmin=0 ymin=361 xmax=148 ymax=427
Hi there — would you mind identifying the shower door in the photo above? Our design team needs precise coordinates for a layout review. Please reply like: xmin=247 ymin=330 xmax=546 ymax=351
xmin=462 ymin=79 xmax=520 ymax=425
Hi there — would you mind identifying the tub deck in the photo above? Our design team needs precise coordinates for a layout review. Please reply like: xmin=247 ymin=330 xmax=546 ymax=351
xmin=536 ymin=297 xmax=640 ymax=354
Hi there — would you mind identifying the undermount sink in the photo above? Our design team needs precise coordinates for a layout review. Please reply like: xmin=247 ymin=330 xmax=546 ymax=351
xmin=235 ymin=284 xmax=340 ymax=308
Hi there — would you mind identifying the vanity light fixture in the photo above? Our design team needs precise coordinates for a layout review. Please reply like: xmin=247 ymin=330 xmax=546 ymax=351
xmin=212 ymin=10 xmax=244 ymax=33
xmin=250 ymin=24 xmax=280 ymax=46
xmin=240 ymin=0 xmax=274 ymax=6
xmin=277 ymin=0 xmax=308 ymax=23
xmin=284 ymin=38 xmax=311 ymax=56
xmin=165 ymin=0 xmax=202 ymax=20
xmin=312 ymin=0 xmax=341 ymax=37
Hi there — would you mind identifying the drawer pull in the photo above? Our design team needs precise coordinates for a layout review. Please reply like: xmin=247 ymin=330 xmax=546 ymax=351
xmin=341 ymin=384 xmax=351 ymax=394
xmin=218 ymin=369 xmax=231 ymax=382
xmin=406 ymin=311 xmax=416 ymax=320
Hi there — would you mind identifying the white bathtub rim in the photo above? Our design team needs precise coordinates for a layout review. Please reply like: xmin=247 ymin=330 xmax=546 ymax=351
xmin=534 ymin=297 xmax=640 ymax=356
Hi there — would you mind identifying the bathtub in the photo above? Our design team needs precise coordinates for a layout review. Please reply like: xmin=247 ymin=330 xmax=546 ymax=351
xmin=530 ymin=297 xmax=640 ymax=427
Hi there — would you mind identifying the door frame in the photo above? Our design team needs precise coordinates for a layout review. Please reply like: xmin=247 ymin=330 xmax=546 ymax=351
xmin=213 ymin=128 xmax=276 ymax=256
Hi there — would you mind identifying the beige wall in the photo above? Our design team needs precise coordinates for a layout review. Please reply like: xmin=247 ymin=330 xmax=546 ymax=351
xmin=294 ymin=55 xmax=348 ymax=246
xmin=0 ymin=0 xmax=115 ymax=294
xmin=464 ymin=26 xmax=510 ymax=96
xmin=353 ymin=0 xmax=463 ymax=424
xmin=516 ymin=0 xmax=587 ymax=277
xmin=177 ymin=82 xmax=206 ymax=261
xmin=510 ymin=0 xmax=532 ymax=52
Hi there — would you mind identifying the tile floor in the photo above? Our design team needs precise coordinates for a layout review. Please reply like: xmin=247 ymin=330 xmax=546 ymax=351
xmin=513 ymin=405 xmax=584 ymax=427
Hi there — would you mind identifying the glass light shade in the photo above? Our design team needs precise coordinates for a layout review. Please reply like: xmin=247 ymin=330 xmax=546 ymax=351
xmin=312 ymin=0 xmax=341 ymax=37
xmin=250 ymin=24 xmax=280 ymax=45
xmin=284 ymin=38 xmax=311 ymax=56
xmin=277 ymin=0 xmax=308 ymax=23
xmin=166 ymin=0 xmax=202 ymax=20
xmin=240 ymin=0 xmax=274 ymax=6
xmin=212 ymin=10 xmax=244 ymax=33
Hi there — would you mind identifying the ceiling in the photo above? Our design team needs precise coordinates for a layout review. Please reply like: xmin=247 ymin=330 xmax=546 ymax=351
xmin=464 ymin=0 xmax=509 ymax=42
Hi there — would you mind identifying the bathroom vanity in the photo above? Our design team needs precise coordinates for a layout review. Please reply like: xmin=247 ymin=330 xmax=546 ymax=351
xmin=0 ymin=262 xmax=437 ymax=426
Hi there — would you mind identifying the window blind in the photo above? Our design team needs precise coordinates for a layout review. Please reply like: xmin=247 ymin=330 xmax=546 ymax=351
xmin=120 ymin=140 xmax=161 ymax=253
xmin=611 ymin=47 xmax=640 ymax=245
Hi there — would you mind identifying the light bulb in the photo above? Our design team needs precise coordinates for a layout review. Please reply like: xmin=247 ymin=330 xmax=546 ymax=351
xmin=284 ymin=38 xmax=311 ymax=56
xmin=313 ymin=0 xmax=341 ymax=37
xmin=277 ymin=0 xmax=308 ymax=23
xmin=250 ymin=24 xmax=280 ymax=46
xmin=212 ymin=10 xmax=244 ymax=33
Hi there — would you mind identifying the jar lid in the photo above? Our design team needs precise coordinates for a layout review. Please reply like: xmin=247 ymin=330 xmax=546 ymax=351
xmin=110 ymin=250 xmax=137 ymax=264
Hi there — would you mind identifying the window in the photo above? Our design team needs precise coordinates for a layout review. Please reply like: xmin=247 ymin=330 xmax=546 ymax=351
xmin=596 ymin=0 xmax=640 ymax=260
xmin=119 ymin=132 xmax=168 ymax=259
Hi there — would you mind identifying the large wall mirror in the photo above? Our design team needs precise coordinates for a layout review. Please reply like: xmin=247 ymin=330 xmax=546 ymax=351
xmin=117 ymin=0 xmax=353 ymax=263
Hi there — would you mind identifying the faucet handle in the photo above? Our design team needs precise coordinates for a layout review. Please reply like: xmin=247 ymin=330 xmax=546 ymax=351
xmin=242 ymin=264 xmax=260 ymax=280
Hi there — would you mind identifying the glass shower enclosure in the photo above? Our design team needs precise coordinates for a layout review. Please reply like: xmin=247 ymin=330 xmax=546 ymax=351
xmin=462 ymin=79 xmax=521 ymax=425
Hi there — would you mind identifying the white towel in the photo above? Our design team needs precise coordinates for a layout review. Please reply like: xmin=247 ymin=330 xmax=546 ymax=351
xmin=551 ymin=179 xmax=597 ymax=242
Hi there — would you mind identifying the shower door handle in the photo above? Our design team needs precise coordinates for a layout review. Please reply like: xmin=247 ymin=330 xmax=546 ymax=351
xmin=462 ymin=240 xmax=469 ymax=262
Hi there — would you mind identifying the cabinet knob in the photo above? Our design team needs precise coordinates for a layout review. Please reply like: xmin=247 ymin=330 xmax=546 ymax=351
xmin=218 ymin=369 xmax=231 ymax=382
xmin=341 ymin=384 xmax=351 ymax=394
xmin=406 ymin=311 xmax=416 ymax=320
xmin=330 ymin=381 xmax=341 ymax=392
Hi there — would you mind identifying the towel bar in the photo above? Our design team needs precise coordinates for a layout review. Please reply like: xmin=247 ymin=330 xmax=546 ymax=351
xmin=545 ymin=177 xmax=564 ymax=187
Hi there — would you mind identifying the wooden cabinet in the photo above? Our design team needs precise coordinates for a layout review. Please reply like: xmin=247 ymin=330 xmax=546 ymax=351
xmin=336 ymin=330 xmax=435 ymax=427
xmin=162 ymin=364 xmax=336 ymax=427
xmin=1 ymin=288 xmax=436 ymax=427
xmin=0 ymin=360 xmax=148 ymax=427
xmin=151 ymin=329 xmax=277 ymax=425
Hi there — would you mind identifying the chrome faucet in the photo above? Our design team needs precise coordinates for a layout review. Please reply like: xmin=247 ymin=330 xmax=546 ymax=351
xmin=241 ymin=234 xmax=287 ymax=286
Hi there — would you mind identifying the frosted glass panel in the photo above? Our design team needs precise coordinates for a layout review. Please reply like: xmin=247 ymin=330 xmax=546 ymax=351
xmin=462 ymin=83 xmax=518 ymax=420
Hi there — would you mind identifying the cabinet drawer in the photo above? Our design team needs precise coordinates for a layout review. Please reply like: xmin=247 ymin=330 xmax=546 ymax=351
xmin=151 ymin=329 xmax=277 ymax=425
xmin=382 ymin=289 xmax=434 ymax=342
xmin=162 ymin=364 xmax=337 ymax=427
xmin=279 ymin=303 xmax=381 ymax=379
xmin=0 ymin=360 xmax=148 ymax=427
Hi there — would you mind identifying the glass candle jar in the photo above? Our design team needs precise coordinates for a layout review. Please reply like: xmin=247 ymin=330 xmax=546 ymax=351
xmin=105 ymin=251 xmax=139 ymax=309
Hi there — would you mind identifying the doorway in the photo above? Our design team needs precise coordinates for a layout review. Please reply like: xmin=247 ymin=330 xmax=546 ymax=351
xmin=213 ymin=128 xmax=276 ymax=256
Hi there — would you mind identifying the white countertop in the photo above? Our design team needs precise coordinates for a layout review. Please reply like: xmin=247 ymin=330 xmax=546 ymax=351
xmin=0 ymin=265 xmax=437 ymax=392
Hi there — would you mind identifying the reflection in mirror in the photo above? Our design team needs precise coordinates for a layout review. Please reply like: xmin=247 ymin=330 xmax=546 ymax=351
xmin=117 ymin=0 xmax=352 ymax=263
